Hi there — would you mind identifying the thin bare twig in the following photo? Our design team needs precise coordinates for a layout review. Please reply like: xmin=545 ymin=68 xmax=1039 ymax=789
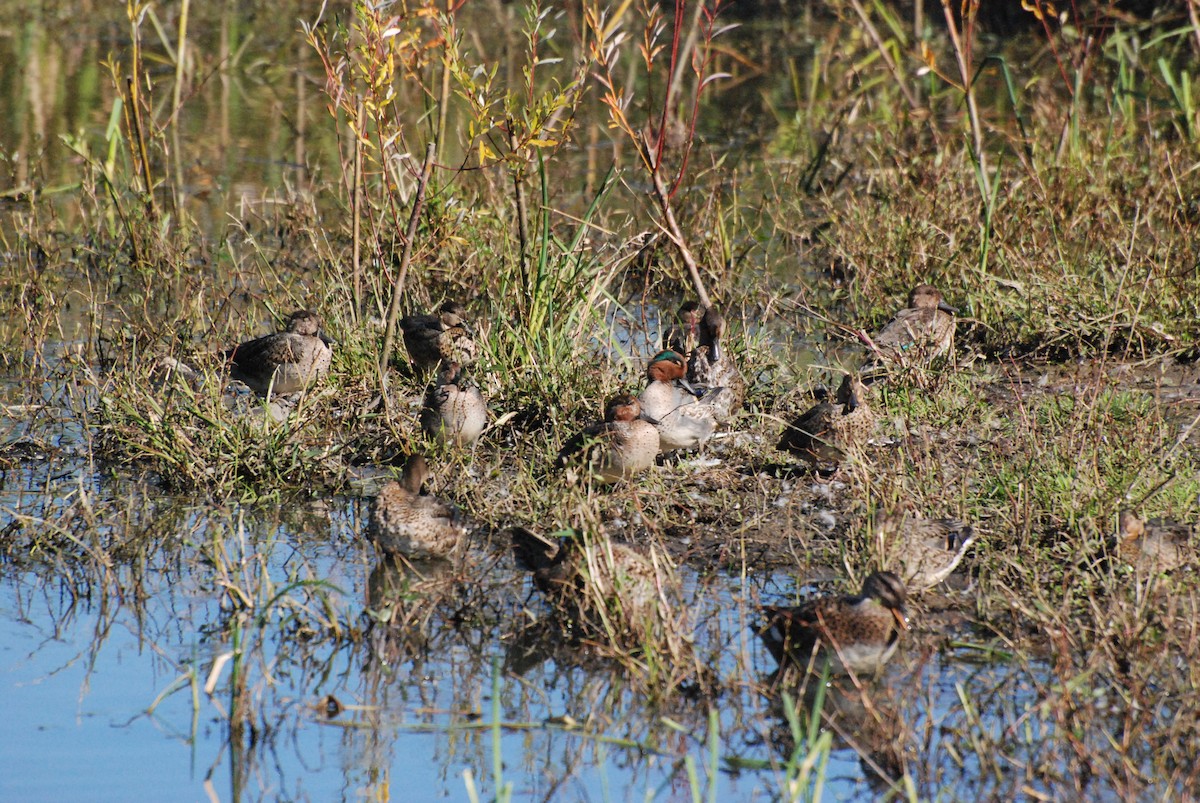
xmin=351 ymin=99 xmax=364 ymax=324
xmin=1188 ymin=0 xmax=1200 ymax=57
xmin=510 ymin=123 xmax=531 ymax=280
xmin=649 ymin=155 xmax=710 ymax=308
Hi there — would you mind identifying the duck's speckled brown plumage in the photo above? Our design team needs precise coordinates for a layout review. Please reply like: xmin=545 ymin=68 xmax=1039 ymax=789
xmin=420 ymin=362 xmax=488 ymax=446
xmin=688 ymin=306 xmax=746 ymax=417
xmin=777 ymin=374 xmax=874 ymax=467
xmin=555 ymin=394 xmax=660 ymax=483
xmin=876 ymin=512 xmax=976 ymax=591
xmin=511 ymin=527 xmax=659 ymax=607
xmin=1119 ymin=509 xmax=1193 ymax=573
xmin=870 ymin=284 xmax=957 ymax=366
xmin=663 ymin=301 xmax=704 ymax=357
xmin=759 ymin=571 xmax=909 ymax=675
xmin=369 ymin=455 xmax=467 ymax=560
xmin=399 ymin=301 xmax=477 ymax=373
xmin=639 ymin=350 xmax=728 ymax=451
xmin=225 ymin=309 xmax=332 ymax=397
xmin=510 ymin=527 xmax=686 ymax=656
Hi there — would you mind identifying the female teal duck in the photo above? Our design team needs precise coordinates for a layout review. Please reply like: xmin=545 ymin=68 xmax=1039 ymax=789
xmin=868 ymin=284 xmax=957 ymax=367
xmin=687 ymin=305 xmax=746 ymax=415
xmin=759 ymin=571 xmax=909 ymax=675
xmin=639 ymin=350 xmax=729 ymax=451
xmin=225 ymin=309 xmax=333 ymax=397
xmin=663 ymin=301 xmax=704 ymax=356
xmin=399 ymin=301 xmax=477 ymax=373
xmin=509 ymin=527 xmax=690 ymax=661
xmin=511 ymin=527 xmax=660 ymax=606
xmin=420 ymin=362 xmax=488 ymax=446
xmin=876 ymin=511 xmax=976 ymax=591
xmin=1118 ymin=509 xmax=1192 ymax=573
xmin=777 ymin=373 xmax=874 ymax=468
xmin=369 ymin=455 xmax=467 ymax=560
xmin=555 ymin=394 xmax=660 ymax=483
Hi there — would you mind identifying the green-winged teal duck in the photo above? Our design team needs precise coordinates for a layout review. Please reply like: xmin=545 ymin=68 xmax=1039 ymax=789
xmin=876 ymin=511 xmax=976 ymax=591
xmin=420 ymin=362 xmax=488 ymax=446
xmin=555 ymin=393 xmax=660 ymax=483
xmin=777 ymin=373 xmax=874 ymax=468
xmin=639 ymin=350 xmax=729 ymax=451
xmin=869 ymin=284 xmax=957 ymax=366
xmin=399 ymin=301 xmax=477 ymax=373
xmin=225 ymin=309 xmax=333 ymax=397
xmin=759 ymin=570 xmax=909 ymax=675
xmin=1118 ymin=509 xmax=1193 ymax=574
xmin=688 ymin=305 xmax=745 ymax=416
xmin=369 ymin=455 xmax=467 ymax=560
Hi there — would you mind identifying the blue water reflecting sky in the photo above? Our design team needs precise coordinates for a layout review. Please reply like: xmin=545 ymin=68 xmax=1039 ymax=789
xmin=0 ymin=482 xmax=1056 ymax=801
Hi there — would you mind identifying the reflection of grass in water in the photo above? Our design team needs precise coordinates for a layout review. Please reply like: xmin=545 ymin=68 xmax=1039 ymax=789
xmin=7 ymin=479 xmax=1200 ymax=797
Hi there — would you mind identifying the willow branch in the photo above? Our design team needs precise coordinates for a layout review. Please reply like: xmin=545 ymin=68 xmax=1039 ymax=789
xmin=649 ymin=149 xmax=710 ymax=308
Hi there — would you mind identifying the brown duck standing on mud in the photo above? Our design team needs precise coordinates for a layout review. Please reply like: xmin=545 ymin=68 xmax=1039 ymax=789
xmin=866 ymin=284 xmax=957 ymax=368
xmin=759 ymin=570 xmax=909 ymax=676
xmin=420 ymin=362 xmax=488 ymax=447
xmin=1118 ymin=509 xmax=1193 ymax=574
xmin=687 ymin=305 xmax=746 ymax=416
xmin=399 ymin=301 xmax=477 ymax=374
xmin=369 ymin=454 xmax=467 ymax=560
xmin=555 ymin=393 xmax=660 ymax=483
xmin=777 ymin=373 xmax=874 ymax=468
xmin=875 ymin=511 xmax=976 ymax=592
xmin=225 ymin=309 xmax=333 ymax=397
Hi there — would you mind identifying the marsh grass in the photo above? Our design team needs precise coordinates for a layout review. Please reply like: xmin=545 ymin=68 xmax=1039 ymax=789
xmin=6 ymin=0 xmax=1200 ymax=798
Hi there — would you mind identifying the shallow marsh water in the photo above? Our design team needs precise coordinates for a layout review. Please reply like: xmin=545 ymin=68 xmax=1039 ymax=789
xmin=0 ymin=400 xmax=1160 ymax=800
xmin=0 ymin=459 xmax=1063 ymax=801
xmin=3 ymin=0 xmax=1200 ymax=800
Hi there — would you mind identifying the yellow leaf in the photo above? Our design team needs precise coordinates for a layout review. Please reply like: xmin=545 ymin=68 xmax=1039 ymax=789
xmin=921 ymin=41 xmax=936 ymax=69
xmin=601 ymin=0 xmax=635 ymax=40
xmin=1021 ymin=0 xmax=1055 ymax=20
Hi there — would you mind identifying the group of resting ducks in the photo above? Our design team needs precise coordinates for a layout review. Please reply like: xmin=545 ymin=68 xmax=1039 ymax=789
xmin=215 ymin=285 xmax=1193 ymax=678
